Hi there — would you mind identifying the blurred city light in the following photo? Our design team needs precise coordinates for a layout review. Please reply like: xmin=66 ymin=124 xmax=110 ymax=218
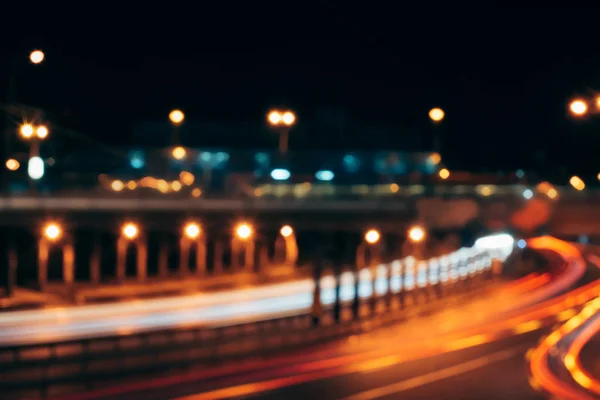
xmin=280 ymin=225 xmax=293 ymax=237
xmin=5 ymin=159 xmax=19 ymax=171
xmin=122 ymin=223 xmax=139 ymax=239
xmin=172 ymin=146 xmax=186 ymax=160
xmin=270 ymin=168 xmax=291 ymax=180
xmin=429 ymin=107 xmax=445 ymax=122
xmin=29 ymin=50 xmax=45 ymax=64
xmin=43 ymin=223 xmax=61 ymax=241
xmin=569 ymin=99 xmax=587 ymax=116
xmin=315 ymin=170 xmax=334 ymax=181
xmin=179 ymin=171 xmax=195 ymax=185
xmin=111 ymin=180 xmax=124 ymax=191
xmin=191 ymin=188 xmax=202 ymax=197
xmin=236 ymin=223 xmax=252 ymax=240
xmin=408 ymin=226 xmax=426 ymax=243
xmin=130 ymin=152 xmax=145 ymax=169
xmin=438 ymin=168 xmax=450 ymax=180
xmin=27 ymin=157 xmax=44 ymax=180
xmin=184 ymin=223 xmax=201 ymax=239
xmin=523 ymin=189 xmax=533 ymax=199
xmin=169 ymin=109 xmax=184 ymax=125
xmin=365 ymin=229 xmax=380 ymax=244
xmin=570 ymin=175 xmax=585 ymax=191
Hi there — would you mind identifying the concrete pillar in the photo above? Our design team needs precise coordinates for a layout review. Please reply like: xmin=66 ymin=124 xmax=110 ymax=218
xmin=274 ymin=236 xmax=285 ymax=264
xmin=38 ymin=239 xmax=49 ymax=291
xmin=196 ymin=240 xmax=207 ymax=275
xmin=137 ymin=241 xmax=148 ymax=282
xmin=90 ymin=240 xmax=101 ymax=284
xmin=158 ymin=241 xmax=169 ymax=278
xmin=231 ymin=238 xmax=241 ymax=270
xmin=285 ymin=236 xmax=298 ymax=266
xmin=258 ymin=244 xmax=269 ymax=271
xmin=244 ymin=241 xmax=254 ymax=270
xmin=179 ymin=238 xmax=191 ymax=276
xmin=7 ymin=245 xmax=17 ymax=297
xmin=63 ymin=243 xmax=75 ymax=285
xmin=116 ymin=237 xmax=127 ymax=283
xmin=213 ymin=240 xmax=223 ymax=274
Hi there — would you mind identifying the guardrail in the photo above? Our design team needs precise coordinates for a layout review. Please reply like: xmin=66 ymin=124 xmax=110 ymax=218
xmin=0 ymin=237 xmax=514 ymax=399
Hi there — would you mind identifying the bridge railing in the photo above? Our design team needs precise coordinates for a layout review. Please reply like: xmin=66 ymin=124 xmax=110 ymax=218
xmin=0 ymin=237 xmax=514 ymax=399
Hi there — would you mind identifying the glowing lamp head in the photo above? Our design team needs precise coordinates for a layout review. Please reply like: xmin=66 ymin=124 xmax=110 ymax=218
xmin=169 ymin=109 xmax=184 ymax=125
xmin=172 ymin=146 xmax=186 ymax=160
xmin=429 ymin=107 xmax=445 ymax=122
xmin=184 ymin=223 xmax=201 ymax=239
xmin=36 ymin=125 xmax=48 ymax=139
xmin=29 ymin=50 xmax=45 ymax=64
xmin=282 ymin=111 xmax=296 ymax=126
xmin=43 ymin=223 xmax=61 ymax=241
xmin=122 ymin=223 xmax=139 ymax=239
xmin=236 ymin=223 xmax=252 ymax=240
xmin=569 ymin=99 xmax=588 ymax=116
xmin=20 ymin=124 xmax=34 ymax=139
xmin=268 ymin=111 xmax=282 ymax=125
xmin=408 ymin=226 xmax=426 ymax=243
xmin=280 ymin=225 xmax=293 ymax=237
xmin=365 ymin=229 xmax=380 ymax=244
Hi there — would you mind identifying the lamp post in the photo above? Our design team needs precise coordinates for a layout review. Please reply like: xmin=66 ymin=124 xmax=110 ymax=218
xmin=3 ymin=50 xmax=46 ymax=177
xmin=180 ymin=222 xmax=207 ymax=276
xmin=232 ymin=223 xmax=254 ymax=270
xmin=116 ymin=222 xmax=147 ymax=283
xmin=169 ymin=109 xmax=186 ymax=161
xmin=267 ymin=110 xmax=295 ymax=155
xmin=354 ymin=229 xmax=381 ymax=316
xmin=428 ymin=107 xmax=445 ymax=154
xmin=275 ymin=225 xmax=298 ymax=267
xmin=37 ymin=222 xmax=75 ymax=292
xmin=19 ymin=123 xmax=49 ymax=190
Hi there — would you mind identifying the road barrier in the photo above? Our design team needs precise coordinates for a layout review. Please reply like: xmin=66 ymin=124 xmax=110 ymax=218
xmin=0 ymin=237 xmax=514 ymax=399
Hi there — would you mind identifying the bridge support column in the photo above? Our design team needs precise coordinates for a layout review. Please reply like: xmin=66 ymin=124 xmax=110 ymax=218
xmin=37 ymin=239 xmax=49 ymax=291
xmin=137 ymin=241 xmax=148 ymax=282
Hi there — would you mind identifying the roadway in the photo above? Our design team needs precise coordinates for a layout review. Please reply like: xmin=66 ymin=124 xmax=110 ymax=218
xmin=49 ymin=237 xmax=596 ymax=400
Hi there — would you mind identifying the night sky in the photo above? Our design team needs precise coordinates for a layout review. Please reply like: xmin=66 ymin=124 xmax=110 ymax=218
xmin=2 ymin=4 xmax=600 ymax=180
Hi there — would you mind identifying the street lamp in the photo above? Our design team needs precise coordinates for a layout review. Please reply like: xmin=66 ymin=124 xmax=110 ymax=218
xmin=429 ymin=108 xmax=445 ymax=123
xmin=267 ymin=109 xmax=296 ymax=155
xmin=280 ymin=225 xmax=293 ymax=238
xmin=43 ymin=223 xmax=61 ymax=242
xmin=428 ymin=107 xmax=445 ymax=155
xmin=29 ymin=50 xmax=45 ymax=65
xmin=408 ymin=226 xmax=426 ymax=243
xmin=569 ymin=99 xmax=588 ymax=116
xmin=365 ymin=229 xmax=381 ymax=245
xmin=184 ymin=222 xmax=201 ymax=239
xmin=169 ymin=109 xmax=184 ymax=125
xmin=439 ymin=168 xmax=450 ymax=180
xmin=122 ymin=223 xmax=139 ymax=240
xmin=236 ymin=223 xmax=252 ymax=240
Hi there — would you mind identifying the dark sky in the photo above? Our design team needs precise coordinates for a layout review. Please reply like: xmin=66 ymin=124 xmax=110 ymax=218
xmin=2 ymin=4 xmax=600 ymax=178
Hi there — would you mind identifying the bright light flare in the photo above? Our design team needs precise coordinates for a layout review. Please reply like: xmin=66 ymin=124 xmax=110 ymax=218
xmin=36 ymin=125 xmax=48 ymax=139
xmin=20 ymin=124 xmax=34 ymax=139
xmin=408 ymin=226 xmax=426 ymax=243
xmin=280 ymin=225 xmax=293 ymax=237
xmin=439 ymin=168 xmax=450 ymax=180
xmin=122 ymin=223 xmax=139 ymax=239
xmin=43 ymin=223 xmax=61 ymax=241
xmin=570 ymin=175 xmax=585 ymax=191
xmin=570 ymin=99 xmax=588 ymax=116
xmin=429 ymin=107 xmax=445 ymax=122
xmin=267 ymin=111 xmax=281 ymax=125
xmin=282 ymin=111 xmax=296 ymax=126
xmin=236 ymin=223 xmax=252 ymax=240
xmin=29 ymin=50 xmax=45 ymax=64
xmin=365 ymin=229 xmax=381 ymax=244
xmin=169 ymin=109 xmax=184 ymax=125
xmin=184 ymin=223 xmax=201 ymax=239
